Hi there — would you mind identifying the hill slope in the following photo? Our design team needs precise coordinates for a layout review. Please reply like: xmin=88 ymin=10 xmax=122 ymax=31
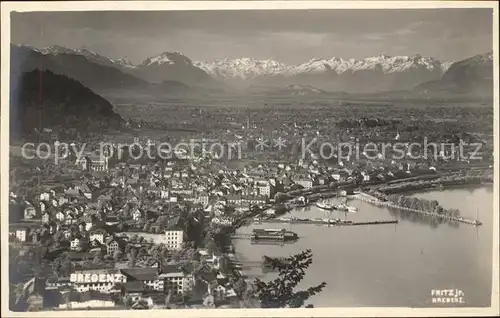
xmin=12 ymin=45 xmax=234 ymax=96
xmin=414 ymin=52 xmax=493 ymax=98
xmin=10 ymin=69 xmax=123 ymax=136
xmin=11 ymin=45 xmax=149 ymax=91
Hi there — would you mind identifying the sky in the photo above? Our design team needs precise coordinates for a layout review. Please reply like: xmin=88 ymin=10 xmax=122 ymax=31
xmin=11 ymin=9 xmax=493 ymax=64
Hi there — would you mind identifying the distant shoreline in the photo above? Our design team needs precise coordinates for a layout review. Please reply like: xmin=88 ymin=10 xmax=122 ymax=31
xmin=399 ymin=182 xmax=493 ymax=196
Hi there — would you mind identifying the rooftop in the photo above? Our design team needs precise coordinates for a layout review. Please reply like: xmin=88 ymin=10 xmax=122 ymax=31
xmin=121 ymin=268 xmax=158 ymax=281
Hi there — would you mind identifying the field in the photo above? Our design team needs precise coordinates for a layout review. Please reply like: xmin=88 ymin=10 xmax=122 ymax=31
xmin=108 ymin=96 xmax=493 ymax=144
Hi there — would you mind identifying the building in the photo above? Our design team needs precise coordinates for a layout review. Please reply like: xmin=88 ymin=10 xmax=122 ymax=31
xmin=165 ymin=230 xmax=184 ymax=250
xmin=160 ymin=189 xmax=169 ymax=199
xmin=132 ymin=209 xmax=143 ymax=222
xmin=24 ymin=205 xmax=37 ymax=220
xmin=58 ymin=291 xmax=116 ymax=309
xmin=69 ymin=269 xmax=126 ymax=293
xmin=81 ymin=215 xmax=94 ymax=231
xmin=255 ymin=180 xmax=272 ymax=197
xmin=15 ymin=227 xmax=29 ymax=242
xmin=65 ymin=214 xmax=75 ymax=225
xmin=293 ymin=176 xmax=313 ymax=189
xmin=121 ymin=267 xmax=163 ymax=291
xmin=170 ymin=188 xmax=194 ymax=196
xmin=76 ymin=155 xmax=109 ymax=172
xmin=70 ymin=238 xmax=82 ymax=251
xmin=56 ymin=211 xmax=65 ymax=222
xmin=89 ymin=229 xmax=107 ymax=244
xmin=159 ymin=264 xmax=194 ymax=295
xmin=105 ymin=238 xmax=120 ymax=256
xmin=196 ymin=193 xmax=210 ymax=206
xmin=294 ymin=178 xmax=313 ymax=189
xmin=211 ymin=216 xmax=234 ymax=227
xmin=40 ymin=192 xmax=50 ymax=201
xmin=62 ymin=229 xmax=72 ymax=240
xmin=41 ymin=212 xmax=51 ymax=224
xmin=226 ymin=195 xmax=267 ymax=207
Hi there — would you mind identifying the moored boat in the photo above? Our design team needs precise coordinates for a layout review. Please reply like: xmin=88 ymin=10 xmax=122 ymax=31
xmin=316 ymin=201 xmax=335 ymax=210
xmin=251 ymin=228 xmax=298 ymax=241
xmin=334 ymin=203 xmax=358 ymax=213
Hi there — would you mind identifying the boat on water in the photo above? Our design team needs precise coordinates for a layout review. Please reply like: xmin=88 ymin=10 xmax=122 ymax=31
xmin=316 ymin=201 xmax=335 ymax=210
xmin=251 ymin=228 xmax=298 ymax=242
xmin=334 ymin=203 xmax=358 ymax=213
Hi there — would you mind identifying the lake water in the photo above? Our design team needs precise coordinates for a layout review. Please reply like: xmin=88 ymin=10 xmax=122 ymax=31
xmin=233 ymin=186 xmax=494 ymax=307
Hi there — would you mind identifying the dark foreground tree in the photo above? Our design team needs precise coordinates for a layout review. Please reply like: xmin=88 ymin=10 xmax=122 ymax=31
xmin=254 ymin=249 xmax=326 ymax=308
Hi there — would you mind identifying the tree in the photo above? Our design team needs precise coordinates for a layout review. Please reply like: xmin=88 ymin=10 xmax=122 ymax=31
xmin=113 ymin=250 xmax=122 ymax=262
xmin=254 ymin=249 xmax=326 ymax=308
xmin=117 ymin=222 xmax=125 ymax=232
xmin=274 ymin=192 xmax=287 ymax=204
xmin=128 ymin=249 xmax=138 ymax=267
xmin=82 ymin=258 xmax=93 ymax=269
xmin=124 ymin=244 xmax=132 ymax=254
xmin=93 ymin=254 xmax=103 ymax=265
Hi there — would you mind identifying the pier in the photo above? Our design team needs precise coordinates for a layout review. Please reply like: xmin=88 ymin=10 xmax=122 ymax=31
xmin=353 ymin=192 xmax=482 ymax=226
xmin=252 ymin=217 xmax=398 ymax=226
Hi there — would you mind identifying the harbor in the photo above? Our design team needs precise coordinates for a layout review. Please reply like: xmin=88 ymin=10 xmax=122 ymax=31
xmin=232 ymin=186 xmax=493 ymax=307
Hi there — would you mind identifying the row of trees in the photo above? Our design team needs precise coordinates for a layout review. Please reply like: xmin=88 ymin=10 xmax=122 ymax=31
xmin=386 ymin=194 xmax=460 ymax=217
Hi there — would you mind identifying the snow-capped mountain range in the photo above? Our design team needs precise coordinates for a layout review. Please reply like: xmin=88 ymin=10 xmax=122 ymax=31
xmin=194 ymin=55 xmax=453 ymax=80
xmin=31 ymin=44 xmax=453 ymax=79
xmin=13 ymin=44 xmax=492 ymax=95
xmin=141 ymin=52 xmax=193 ymax=67
xmin=38 ymin=45 xmax=137 ymax=69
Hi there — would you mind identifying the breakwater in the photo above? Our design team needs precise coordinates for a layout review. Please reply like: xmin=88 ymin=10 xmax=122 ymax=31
xmin=252 ymin=217 xmax=398 ymax=226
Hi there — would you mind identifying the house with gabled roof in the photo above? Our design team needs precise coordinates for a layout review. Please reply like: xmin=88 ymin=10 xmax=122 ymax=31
xmin=70 ymin=237 xmax=84 ymax=251
xmin=65 ymin=213 xmax=76 ymax=225
xmin=40 ymin=192 xmax=50 ymax=201
xmin=55 ymin=211 xmax=65 ymax=222
xmin=105 ymin=236 xmax=124 ymax=256
xmin=39 ymin=201 xmax=47 ymax=213
xmin=132 ymin=209 xmax=143 ymax=221
xmin=24 ymin=204 xmax=37 ymax=220
xmin=89 ymin=228 xmax=107 ymax=244
xmin=41 ymin=211 xmax=52 ymax=224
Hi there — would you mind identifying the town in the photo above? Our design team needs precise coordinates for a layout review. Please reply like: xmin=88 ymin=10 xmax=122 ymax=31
xmin=8 ymin=101 xmax=493 ymax=311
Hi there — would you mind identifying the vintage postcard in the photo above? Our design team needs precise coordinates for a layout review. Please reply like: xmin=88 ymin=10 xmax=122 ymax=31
xmin=1 ymin=1 xmax=498 ymax=317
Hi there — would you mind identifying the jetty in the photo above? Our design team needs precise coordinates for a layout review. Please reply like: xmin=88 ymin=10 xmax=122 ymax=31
xmin=252 ymin=216 xmax=398 ymax=226
xmin=353 ymin=192 xmax=482 ymax=226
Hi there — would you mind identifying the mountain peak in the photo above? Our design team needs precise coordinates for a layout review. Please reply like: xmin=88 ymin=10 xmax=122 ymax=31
xmin=41 ymin=45 xmax=76 ymax=55
xmin=194 ymin=57 xmax=288 ymax=80
xmin=196 ymin=53 xmax=447 ymax=80
xmin=141 ymin=52 xmax=192 ymax=67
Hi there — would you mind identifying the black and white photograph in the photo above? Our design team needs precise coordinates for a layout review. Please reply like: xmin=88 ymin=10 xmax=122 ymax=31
xmin=1 ymin=1 xmax=498 ymax=316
